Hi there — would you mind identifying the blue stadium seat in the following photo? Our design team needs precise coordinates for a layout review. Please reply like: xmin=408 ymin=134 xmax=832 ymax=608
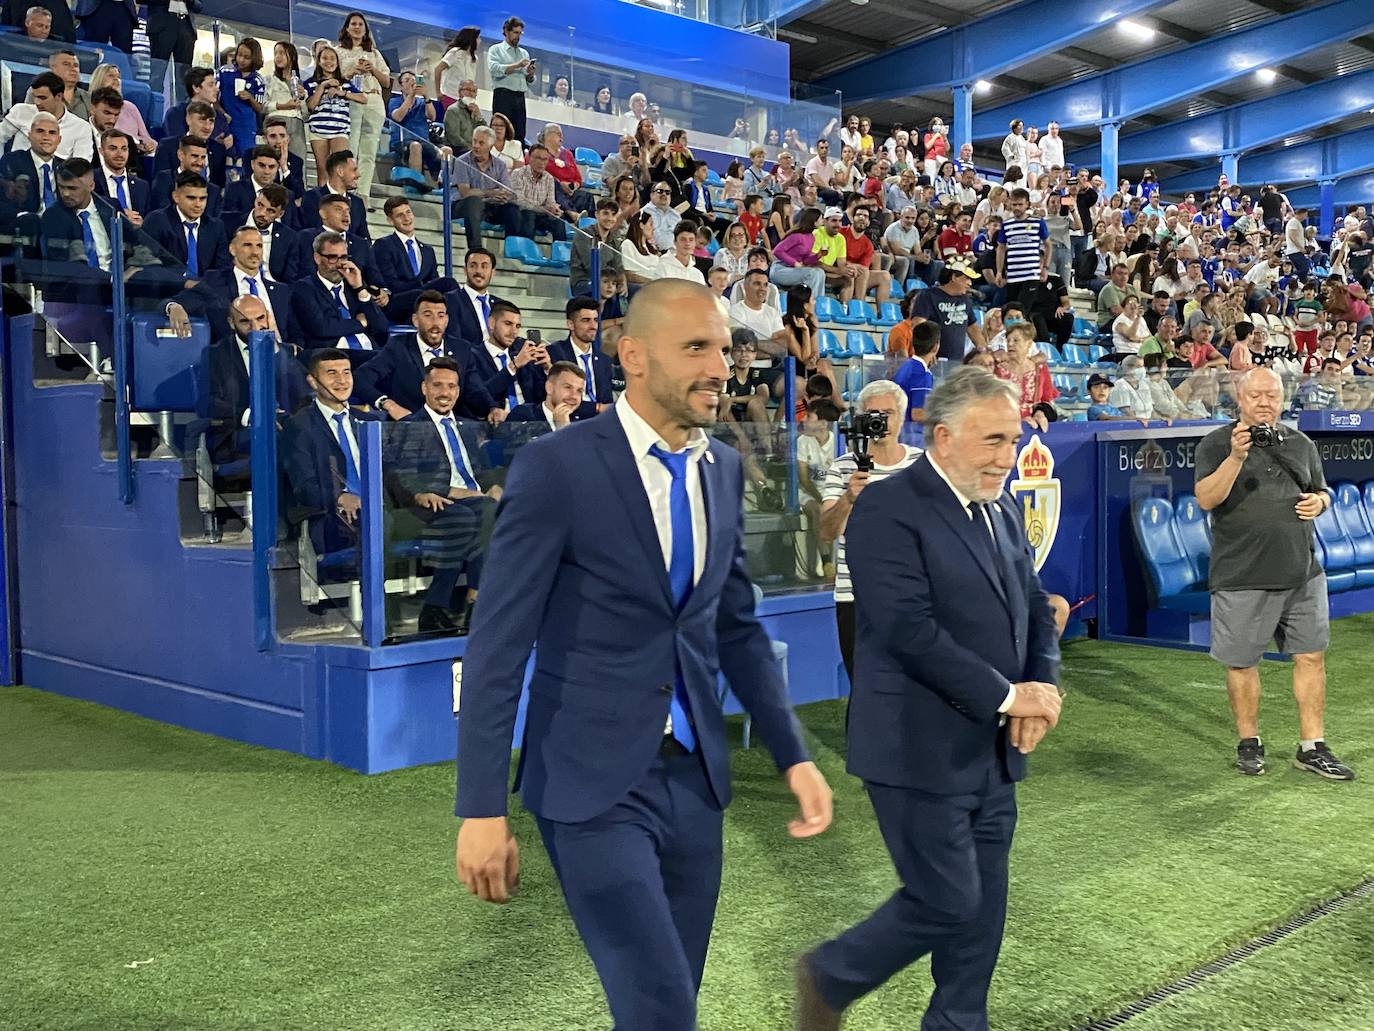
xmin=1313 ymin=502 xmax=1359 ymax=591
xmin=1331 ymin=482 xmax=1374 ymax=586
xmin=1051 ymin=373 xmax=1080 ymax=401
xmin=1061 ymin=344 xmax=1089 ymax=366
xmin=1132 ymin=498 xmax=1209 ymax=612
xmin=845 ymin=331 xmax=879 ymax=357
xmin=844 ymin=299 xmax=874 ymax=325
xmin=1072 ymin=317 xmax=1096 ymax=339
xmin=1088 ymin=344 xmax=1108 ymax=363
xmin=816 ymin=328 xmax=841 ymax=359
xmin=1040 ymin=343 xmax=1064 ymax=364
xmin=873 ymin=302 xmax=902 ymax=328
xmin=503 ymin=235 xmax=553 ymax=269
xmin=574 ymin=147 xmax=603 ymax=168
xmin=905 ymin=278 xmax=928 ymax=292
xmin=577 ymin=216 xmax=596 ymax=230
xmin=815 ymin=296 xmax=854 ymax=325
xmin=548 ymin=240 xmax=572 ymax=269
xmin=706 ymin=169 xmax=724 ymax=187
xmin=1173 ymin=493 xmax=1212 ymax=584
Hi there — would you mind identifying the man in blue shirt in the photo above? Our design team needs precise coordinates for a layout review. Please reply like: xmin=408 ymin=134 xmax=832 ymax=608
xmin=388 ymin=71 xmax=442 ymax=183
xmin=891 ymin=321 xmax=939 ymax=446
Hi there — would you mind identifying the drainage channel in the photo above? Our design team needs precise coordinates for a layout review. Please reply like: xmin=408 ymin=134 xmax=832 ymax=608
xmin=1075 ymin=877 xmax=1374 ymax=1030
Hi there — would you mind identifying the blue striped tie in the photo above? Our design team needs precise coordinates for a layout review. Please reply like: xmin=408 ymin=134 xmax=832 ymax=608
xmin=333 ymin=285 xmax=366 ymax=349
xmin=648 ymin=444 xmax=696 ymax=752
xmin=580 ymin=353 xmax=596 ymax=403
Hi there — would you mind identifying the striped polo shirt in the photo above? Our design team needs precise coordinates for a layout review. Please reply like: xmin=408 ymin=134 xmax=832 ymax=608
xmin=304 ymin=76 xmax=352 ymax=138
xmin=998 ymin=217 xmax=1048 ymax=284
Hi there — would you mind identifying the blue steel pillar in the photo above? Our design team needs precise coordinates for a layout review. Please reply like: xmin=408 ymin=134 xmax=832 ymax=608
xmin=1099 ymin=122 xmax=1119 ymax=196
xmin=952 ymin=83 xmax=974 ymax=158
xmin=1221 ymin=151 xmax=1240 ymax=185
xmin=1319 ymin=178 xmax=1337 ymax=238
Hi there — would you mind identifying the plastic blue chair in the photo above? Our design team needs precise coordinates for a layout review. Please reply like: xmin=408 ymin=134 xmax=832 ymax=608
xmin=874 ymin=302 xmax=902 ymax=328
xmin=1132 ymin=498 xmax=1209 ymax=612
xmin=845 ymin=331 xmax=878 ymax=357
xmin=705 ymin=169 xmax=724 ymax=187
xmin=577 ymin=216 xmax=596 ymax=230
xmin=905 ymin=278 xmax=928 ymax=292
xmin=1072 ymin=317 xmax=1096 ymax=339
xmin=1173 ymin=494 xmax=1212 ymax=584
xmin=503 ymin=235 xmax=552 ymax=269
xmin=549 ymin=240 xmax=572 ymax=269
xmin=1314 ymin=503 xmax=1359 ymax=591
xmin=816 ymin=328 xmax=841 ymax=359
xmin=1332 ymin=482 xmax=1374 ymax=586
xmin=845 ymin=299 xmax=875 ymax=325
xmin=1061 ymin=344 xmax=1089 ymax=366
xmin=1040 ymin=343 xmax=1064 ymax=365
xmin=574 ymin=147 xmax=603 ymax=168
xmin=814 ymin=296 xmax=849 ymax=325
xmin=1088 ymin=344 xmax=1108 ymax=363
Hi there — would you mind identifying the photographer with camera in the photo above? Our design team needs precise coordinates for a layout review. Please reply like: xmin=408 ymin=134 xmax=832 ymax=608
xmin=820 ymin=380 xmax=923 ymax=681
xmin=1194 ymin=367 xmax=1354 ymax=781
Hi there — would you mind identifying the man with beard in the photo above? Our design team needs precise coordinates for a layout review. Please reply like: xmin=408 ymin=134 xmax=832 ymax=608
xmin=455 ymin=279 xmax=833 ymax=1030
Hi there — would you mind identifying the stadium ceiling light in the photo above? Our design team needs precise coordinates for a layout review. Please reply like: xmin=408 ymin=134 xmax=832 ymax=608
xmin=974 ymin=79 xmax=993 ymax=93
xmin=1118 ymin=19 xmax=1155 ymax=41
xmin=1256 ymin=67 xmax=1279 ymax=84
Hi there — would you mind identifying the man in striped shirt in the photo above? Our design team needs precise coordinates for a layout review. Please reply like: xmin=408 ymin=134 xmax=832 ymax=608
xmin=996 ymin=187 xmax=1049 ymax=309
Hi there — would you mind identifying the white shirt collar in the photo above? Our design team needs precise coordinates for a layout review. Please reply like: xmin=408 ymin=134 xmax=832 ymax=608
xmin=925 ymin=452 xmax=983 ymax=515
xmin=316 ymin=398 xmax=348 ymax=422
xmin=614 ymin=395 xmax=709 ymax=462
xmin=394 ymin=229 xmax=415 ymax=243
xmin=425 ymin=404 xmax=457 ymax=425
xmin=318 ymin=273 xmax=343 ymax=293
xmin=569 ymin=337 xmax=593 ymax=356
xmin=101 ymin=161 xmax=125 ymax=181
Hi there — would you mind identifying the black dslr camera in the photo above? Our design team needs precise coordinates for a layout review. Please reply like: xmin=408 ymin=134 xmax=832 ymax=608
xmin=1247 ymin=423 xmax=1284 ymax=448
xmin=841 ymin=410 xmax=889 ymax=471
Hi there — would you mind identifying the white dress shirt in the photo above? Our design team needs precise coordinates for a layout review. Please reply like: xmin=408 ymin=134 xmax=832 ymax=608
xmin=317 ymin=399 xmax=361 ymax=480
xmin=614 ymin=394 xmax=708 ymax=585
xmin=245 ymin=213 xmax=277 ymax=280
xmin=0 ymin=105 xmax=94 ymax=161
xmin=234 ymin=267 xmax=278 ymax=327
xmin=424 ymin=405 xmax=479 ymax=491
xmin=486 ymin=340 xmax=526 ymax=404
xmin=566 ymin=339 xmax=598 ymax=403
xmin=925 ymin=452 xmax=1017 ymax=716
xmin=656 ymin=253 xmax=706 ymax=284
xmin=461 ymin=284 xmax=492 ymax=343
xmin=77 ymin=201 xmax=113 ymax=271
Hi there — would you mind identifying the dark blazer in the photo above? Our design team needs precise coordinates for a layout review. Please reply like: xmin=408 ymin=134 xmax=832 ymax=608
xmin=455 ymin=414 xmax=809 ymax=821
xmin=38 ymin=197 xmax=117 ymax=270
xmin=220 ymin=217 xmax=306 ymax=283
xmin=92 ymin=166 xmax=151 ymax=215
xmin=546 ymin=336 xmax=614 ymax=408
xmin=4 ymin=0 xmax=77 ymax=40
xmin=221 ymin=178 xmax=295 ymax=222
xmin=205 ymin=337 xmax=312 ymax=463
xmin=201 ymin=267 xmax=296 ymax=343
xmin=372 ymin=232 xmax=439 ymax=294
xmin=278 ymin=153 xmax=306 ymax=200
xmin=458 ymin=335 xmax=547 ymax=411
xmin=73 ymin=0 xmax=134 ymax=20
xmin=844 ymin=455 xmax=1060 ymax=794
xmin=297 ymin=227 xmax=382 ymax=292
xmin=0 ymin=149 xmax=56 ymax=214
xmin=149 ymin=170 xmax=223 ymax=221
xmin=290 ymin=274 xmax=389 ymax=356
xmin=352 ymin=332 xmax=497 ymax=420
xmin=295 ymin=187 xmax=370 ymax=240
xmin=383 ymin=410 xmax=498 ymax=510
xmin=153 ymin=135 xmax=227 ymax=187
xmin=442 ymin=286 xmax=500 ymax=349
xmin=142 ymin=205 xmax=230 ymax=274
xmin=281 ymin=401 xmax=383 ymax=556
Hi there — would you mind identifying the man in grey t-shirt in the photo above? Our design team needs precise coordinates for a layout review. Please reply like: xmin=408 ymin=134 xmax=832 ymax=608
xmin=1193 ymin=367 xmax=1353 ymax=781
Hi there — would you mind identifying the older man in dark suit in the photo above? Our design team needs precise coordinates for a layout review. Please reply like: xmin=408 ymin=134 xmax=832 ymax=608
xmin=797 ymin=366 xmax=1064 ymax=1031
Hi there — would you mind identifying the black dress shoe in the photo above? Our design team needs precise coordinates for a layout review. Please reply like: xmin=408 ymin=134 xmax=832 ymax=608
xmin=795 ymin=953 xmax=843 ymax=1031
xmin=418 ymin=604 xmax=459 ymax=633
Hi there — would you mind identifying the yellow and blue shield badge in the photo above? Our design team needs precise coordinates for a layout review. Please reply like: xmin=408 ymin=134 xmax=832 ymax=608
xmin=1009 ymin=434 xmax=1061 ymax=572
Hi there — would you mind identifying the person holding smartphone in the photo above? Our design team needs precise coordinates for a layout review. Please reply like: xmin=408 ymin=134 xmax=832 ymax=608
xmin=486 ymin=15 xmax=536 ymax=146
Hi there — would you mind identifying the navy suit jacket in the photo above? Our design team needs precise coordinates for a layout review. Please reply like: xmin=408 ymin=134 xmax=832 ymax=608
xmin=38 ymin=197 xmax=116 ymax=269
xmin=281 ymin=402 xmax=383 ymax=555
xmin=219 ymin=217 xmax=306 ymax=283
xmin=459 ymin=336 xmax=547 ymax=410
xmin=373 ymin=233 xmax=438 ymax=294
xmin=296 ymin=187 xmax=370 ymax=241
xmin=844 ymin=455 xmax=1060 ymax=794
xmin=205 ymin=337 xmax=312 ymax=463
xmin=153 ymin=136 xmax=228 ymax=187
xmin=149 ymin=171 xmax=223 ymax=221
xmin=442 ymin=286 xmax=501 ymax=349
xmin=290 ymin=274 xmax=389 ymax=355
xmin=201 ymin=267 xmax=297 ymax=343
xmin=92 ymin=166 xmax=151 ymax=216
xmin=352 ymin=332 xmax=498 ymax=420
xmin=221 ymin=178 xmax=295 ymax=221
xmin=383 ymin=410 xmax=498 ymax=509
xmin=141 ymin=205 xmax=230 ymax=274
xmin=0 ymin=149 xmax=54 ymax=215
xmin=546 ymin=337 xmax=614 ymax=408
xmin=455 ymin=413 xmax=808 ymax=821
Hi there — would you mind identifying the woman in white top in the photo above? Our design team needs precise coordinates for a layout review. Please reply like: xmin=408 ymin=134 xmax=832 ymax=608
xmin=1001 ymin=119 xmax=1028 ymax=174
xmin=489 ymin=112 xmax=524 ymax=168
xmin=971 ymin=186 xmax=1007 ymax=236
xmin=263 ymin=41 xmax=308 ymax=160
xmin=712 ymin=222 xmax=751 ymax=286
xmin=433 ymin=27 xmax=480 ymax=104
xmin=548 ymin=76 xmax=579 ymax=107
xmin=620 ymin=211 xmax=660 ymax=284
xmin=1151 ymin=257 xmax=1189 ymax=301
xmin=1111 ymin=295 xmax=1152 ymax=355
xmin=335 ymin=11 xmax=392 ymax=200
xmin=1024 ymin=126 xmax=1042 ymax=189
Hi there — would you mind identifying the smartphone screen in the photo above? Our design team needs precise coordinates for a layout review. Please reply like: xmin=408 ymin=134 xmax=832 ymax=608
xmin=527 ymin=329 xmax=542 ymax=344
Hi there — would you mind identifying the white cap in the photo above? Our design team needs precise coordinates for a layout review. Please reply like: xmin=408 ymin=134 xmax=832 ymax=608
xmin=823 ymin=206 xmax=844 ymax=220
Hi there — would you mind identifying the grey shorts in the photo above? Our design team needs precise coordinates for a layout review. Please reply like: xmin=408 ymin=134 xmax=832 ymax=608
xmin=1210 ymin=574 xmax=1330 ymax=668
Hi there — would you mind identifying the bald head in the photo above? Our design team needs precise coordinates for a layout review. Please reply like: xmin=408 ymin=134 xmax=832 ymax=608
xmin=229 ymin=294 xmax=271 ymax=339
xmin=622 ymin=279 xmax=721 ymax=344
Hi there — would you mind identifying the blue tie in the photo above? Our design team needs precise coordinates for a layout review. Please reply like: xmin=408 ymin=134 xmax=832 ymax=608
xmin=113 ymin=175 xmax=128 ymax=210
xmin=183 ymin=221 xmax=199 ymax=277
xmin=441 ymin=417 xmax=480 ymax=490
xmin=426 ymin=346 xmax=441 ymax=365
xmin=41 ymin=165 xmax=55 ymax=209
xmin=478 ymin=293 xmax=491 ymax=326
xmin=580 ymin=353 xmax=596 ymax=402
xmin=78 ymin=210 xmax=100 ymax=268
xmin=648 ymin=443 xmax=697 ymax=752
xmin=333 ymin=285 xmax=366 ymax=349
xmin=245 ymin=275 xmax=259 ymax=296
xmin=406 ymin=238 xmax=421 ymax=276
xmin=333 ymin=412 xmax=362 ymax=496
xmin=497 ymin=353 xmax=519 ymax=409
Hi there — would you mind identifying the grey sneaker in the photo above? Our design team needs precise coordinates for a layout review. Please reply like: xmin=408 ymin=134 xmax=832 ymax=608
xmin=1236 ymin=738 xmax=1265 ymax=776
xmin=1293 ymin=742 xmax=1355 ymax=781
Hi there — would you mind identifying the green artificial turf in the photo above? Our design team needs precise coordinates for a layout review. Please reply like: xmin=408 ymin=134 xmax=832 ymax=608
xmin=1 ymin=617 xmax=1372 ymax=1031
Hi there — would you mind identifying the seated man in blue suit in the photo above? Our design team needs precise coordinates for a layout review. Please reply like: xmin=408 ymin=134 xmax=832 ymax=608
xmin=0 ymin=110 xmax=62 ymax=217
xmin=202 ymin=224 xmax=296 ymax=344
xmin=314 ymin=195 xmax=385 ymax=303
xmin=295 ymin=149 xmax=369 ymax=240
xmin=797 ymin=367 xmax=1064 ymax=1031
xmin=459 ymin=299 xmax=548 ymax=415
xmin=231 ymin=184 xmax=306 ymax=284
xmin=153 ymin=100 xmax=227 ymax=186
xmin=291 ymin=229 xmax=389 ymax=362
xmin=206 ymin=294 xmax=313 ymax=465
xmin=372 ymin=196 xmax=461 ymax=322
xmin=142 ymin=171 xmax=230 ymax=278
xmin=383 ymin=356 xmax=501 ymax=633
xmin=221 ymin=144 xmax=295 ymax=225
xmin=92 ymin=128 xmax=151 ymax=217
xmin=442 ymin=246 xmax=502 ymax=350
xmin=354 ymin=290 xmax=501 ymax=424
xmin=547 ymin=295 xmax=614 ymax=416
xmin=150 ymin=135 xmax=223 ymax=220
xmin=454 ymin=279 xmax=832 ymax=1030
xmin=281 ymin=347 xmax=383 ymax=562
xmin=504 ymin=359 xmax=589 ymax=434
